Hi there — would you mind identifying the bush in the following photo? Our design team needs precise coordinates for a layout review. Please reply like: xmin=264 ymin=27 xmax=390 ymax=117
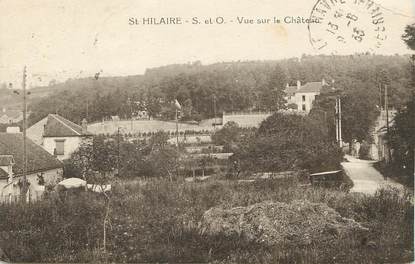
xmin=0 ymin=192 xmax=106 ymax=262
xmin=234 ymin=113 xmax=343 ymax=173
xmin=0 ymin=180 xmax=412 ymax=263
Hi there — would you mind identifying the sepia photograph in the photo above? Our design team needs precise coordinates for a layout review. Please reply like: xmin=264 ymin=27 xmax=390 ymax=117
xmin=0 ymin=0 xmax=414 ymax=263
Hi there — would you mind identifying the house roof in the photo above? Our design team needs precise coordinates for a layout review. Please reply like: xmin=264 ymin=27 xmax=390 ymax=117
xmin=285 ymin=82 xmax=323 ymax=95
xmin=297 ymin=82 xmax=322 ymax=93
xmin=0 ymin=133 xmax=63 ymax=176
xmin=285 ymin=86 xmax=298 ymax=97
xmin=44 ymin=114 xmax=92 ymax=137
xmin=0 ymin=168 xmax=8 ymax=179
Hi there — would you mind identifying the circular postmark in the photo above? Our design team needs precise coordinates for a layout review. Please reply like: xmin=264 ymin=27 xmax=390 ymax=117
xmin=307 ymin=0 xmax=387 ymax=53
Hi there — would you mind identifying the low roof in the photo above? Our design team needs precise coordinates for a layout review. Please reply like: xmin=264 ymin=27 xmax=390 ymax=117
xmin=0 ymin=133 xmax=63 ymax=176
xmin=44 ymin=114 xmax=92 ymax=137
xmin=297 ymin=82 xmax=322 ymax=93
xmin=285 ymin=86 xmax=297 ymax=97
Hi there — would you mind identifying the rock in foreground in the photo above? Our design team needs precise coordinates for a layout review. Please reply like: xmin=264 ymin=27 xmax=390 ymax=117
xmin=199 ymin=200 xmax=368 ymax=246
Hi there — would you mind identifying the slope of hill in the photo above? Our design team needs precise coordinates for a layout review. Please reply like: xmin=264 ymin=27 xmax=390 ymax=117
xmin=25 ymin=54 xmax=414 ymax=128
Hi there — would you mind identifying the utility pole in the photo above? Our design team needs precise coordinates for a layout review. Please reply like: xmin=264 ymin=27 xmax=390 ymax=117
xmin=22 ymin=66 xmax=28 ymax=202
xmin=338 ymin=97 xmax=342 ymax=148
xmin=86 ymin=99 xmax=89 ymax=121
xmin=385 ymin=84 xmax=391 ymax=163
xmin=334 ymin=97 xmax=342 ymax=147
xmin=128 ymin=97 xmax=133 ymax=131
xmin=117 ymin=127 xmax=120 ymax=176
xmin=213 ymin=94 xmax=217 ymax=130
xmin=411 ymin=55 xmax=415 ymax=180
xmin=335 ymin=98 xmax=339 ymax=143
xmin=175 ymin=109 xmax=179 ymax=148
xmin=379 ymin=83 xmax=382 ymax=110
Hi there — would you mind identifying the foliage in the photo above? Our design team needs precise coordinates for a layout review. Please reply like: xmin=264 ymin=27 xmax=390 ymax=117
xmin=69 ymin=136 xmax=117 ymax=184
xmin=0 ymin=191 xmax=106 ymax=262
xmin=211 ymin=121 xmax=241 ymax=152
xmin=67 ymin=132 xmax=179 ymax=180
xmin=233 ymin=113 xmax=343 ymax=173
xmin=25 ymin=54 xmax=414 ymax=126
xmin=312 ymin=82 xmax=379 ymax=144
xmin=388 ymin=98 xmax=415 ymax=180
xmin=341 ymin=91 xmax=379 ymax=143
xmin=0 ymin=179 xmax=412 ymax=263
xmin=402 ymin=23 xmax=415 ymax=50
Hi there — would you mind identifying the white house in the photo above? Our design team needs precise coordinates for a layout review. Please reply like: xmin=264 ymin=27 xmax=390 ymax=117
xmin=27 ymin=114 xmax=93 ymax=160
xmin=0 ymin=133 xmax=63 ymax=202
xmin=285 ymin=80 xmax=326 ymax=113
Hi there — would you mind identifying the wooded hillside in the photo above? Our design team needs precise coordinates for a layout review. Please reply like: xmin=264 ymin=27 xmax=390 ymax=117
xmin=17 ymin=54 xmax=413 ymax=126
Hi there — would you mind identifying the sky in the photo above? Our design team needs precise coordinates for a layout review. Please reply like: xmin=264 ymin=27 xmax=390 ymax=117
xmin=0 ymin=0 xmax=414 ymax=88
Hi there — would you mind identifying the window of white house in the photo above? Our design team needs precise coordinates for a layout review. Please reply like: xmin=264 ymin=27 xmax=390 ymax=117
xmin=54 ymin=139 xmax=65 ymax=155
xmin=302 ymin=95 xmax=306 ymax=102
xmin=302 ymin=104 xmax=306 ymax=111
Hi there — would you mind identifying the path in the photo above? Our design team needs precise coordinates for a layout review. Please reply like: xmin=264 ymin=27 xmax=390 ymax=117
xmin=341 ymin=155 xmax=405 ymax=195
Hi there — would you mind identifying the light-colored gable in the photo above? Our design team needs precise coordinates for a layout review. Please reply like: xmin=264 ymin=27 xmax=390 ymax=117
xmin=27 ymin=116 xmax=49 ymax=146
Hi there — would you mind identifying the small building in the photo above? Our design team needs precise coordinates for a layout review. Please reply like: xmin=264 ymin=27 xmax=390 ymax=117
xmin=27 ymin=114 xmax=93 ymax=160
xmin=0 ymin=133 xmax=63 ymax=202
xmin=285 ymin=80 xmax=326 ymax=113
xmin=0 ymin=108 xmax=23 ymax=124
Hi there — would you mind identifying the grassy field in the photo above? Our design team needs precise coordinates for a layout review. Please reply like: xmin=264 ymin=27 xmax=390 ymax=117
xmin=0 ymin=177 xmax=413 ymax=263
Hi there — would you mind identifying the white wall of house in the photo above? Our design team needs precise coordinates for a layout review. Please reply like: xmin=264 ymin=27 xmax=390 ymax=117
xmin=0 ymin=168 xmax=63 ymax=202
xmin=293 ymin=92 xmax=319 ymax=113
xmin=43 ymin=136 xmax=83 ymax=160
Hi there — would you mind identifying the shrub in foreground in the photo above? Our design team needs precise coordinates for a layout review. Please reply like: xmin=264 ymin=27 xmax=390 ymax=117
xmin=0 ymin=179 xmax=413 ymax=263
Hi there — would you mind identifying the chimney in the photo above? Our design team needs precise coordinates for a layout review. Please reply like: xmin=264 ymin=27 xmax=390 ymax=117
xmin=296 ymin=80 xmax=301 ymax=90
xmin=322 ymin=78 xmax=326 ymax=86
xmin=286 ymin=83 xmax=289 ymax=89
xmin=81 ymin=118 xmax=88 ymax=134
xmin=2 ymin=108 xmax=5 ymax=113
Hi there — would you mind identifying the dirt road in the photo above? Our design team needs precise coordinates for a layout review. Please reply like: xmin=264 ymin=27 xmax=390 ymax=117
xmin=341 ymin=155 xmax=405 ymax=195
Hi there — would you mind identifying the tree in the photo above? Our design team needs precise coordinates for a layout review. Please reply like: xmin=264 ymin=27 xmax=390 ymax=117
xmin=27 ymin=54 xmax=413 ymax=126
xmin=211 ymin=121 xmax=241 ymax=152
xmin=70 ymin=136 xmax=117 ymax=185
xmin=146 ymin=147 xmax=179 ymax=180
xmin=341 ymin=90 xmax=379 ymax=143
xmin=119 ymin=140 xmax=148 ymax=178
xmin=402 ymin=23 xmax=415 ymax=50
xmin=388 ymin=99 xmax=415 ymax=179
xmin=67 ymin=135 xmax=117 ymax=260
xmin=234 ymin=113 xmax=343 ymax=173
xmin=312 ymin=85 xmax=379 ymax=144
xmin=181 ymin=98 xmax=193 ymax=120
xmin=258 ymin=65 xmax=287 ymax=111
xmin=385 ymin=25 xmax=415 ymax=183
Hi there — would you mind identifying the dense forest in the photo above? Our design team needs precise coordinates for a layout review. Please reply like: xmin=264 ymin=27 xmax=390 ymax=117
xmin=17 ymin=54 xmax=413 ymax=127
